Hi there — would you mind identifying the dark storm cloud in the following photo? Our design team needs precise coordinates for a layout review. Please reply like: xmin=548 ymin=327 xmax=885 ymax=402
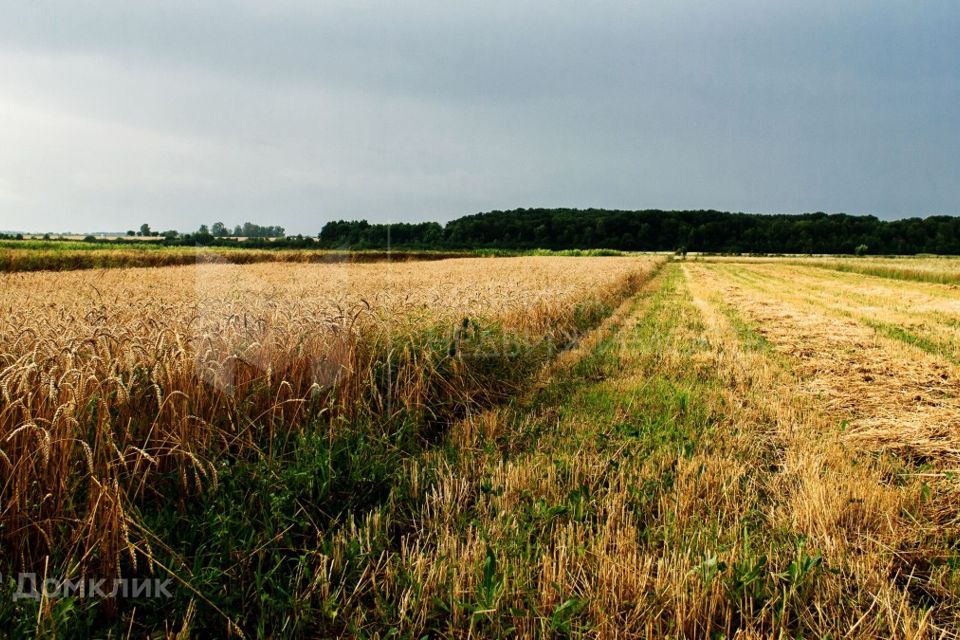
xmin=0 ymin=1 xmax=957 ymax=233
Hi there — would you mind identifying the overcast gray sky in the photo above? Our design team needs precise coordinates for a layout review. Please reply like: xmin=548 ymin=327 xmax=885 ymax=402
xmin=0 ymin=1 xmax=957 ymax=234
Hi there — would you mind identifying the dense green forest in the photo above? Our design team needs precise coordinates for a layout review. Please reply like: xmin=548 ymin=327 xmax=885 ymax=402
xmin=318 ymin=209 xmax=960 ymax=254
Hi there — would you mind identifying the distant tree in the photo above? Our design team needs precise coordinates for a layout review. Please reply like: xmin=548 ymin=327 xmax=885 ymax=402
xmin=83 ymin=235 xmax=97 ymax=243
xmin=126 ymin=230 xmax=136 ymax=237
xmin=139 ymin=223 xmax=151 ymax=237
xmin=162 ymin=230 xmax=180 ymax=240
xmin=211 ymin=222 xmax=228 ymax=237
xmin=855 ymin=243 xmax=869 ymax=256
xmin=194 ymin=225 xmax=213 ymax=245
xmin=238 ymin=222 xmax=285 ymax=238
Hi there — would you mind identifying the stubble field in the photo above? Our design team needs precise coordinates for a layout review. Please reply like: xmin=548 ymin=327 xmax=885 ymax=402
xmin=2 ymin=254 xmax=959 ymax=638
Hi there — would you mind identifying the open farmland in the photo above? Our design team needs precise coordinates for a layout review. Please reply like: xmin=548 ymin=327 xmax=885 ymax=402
xmin=3 ymin=255 xmax=960 ymax=637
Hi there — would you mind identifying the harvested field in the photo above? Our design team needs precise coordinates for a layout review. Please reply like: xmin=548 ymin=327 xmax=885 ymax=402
xmin=684 ymin=260 xmax=960 ymax=636
xmin=804 ymin=256 xmax=960 ymax=285
xmin=697 ymin=254 xmax=960 ymax=285
xmin=692 ymin=261 xmax=960 ymax=460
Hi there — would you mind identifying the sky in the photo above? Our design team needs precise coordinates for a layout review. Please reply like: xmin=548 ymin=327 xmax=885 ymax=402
xmin=0 ymin=1 xmax=958 ymax=234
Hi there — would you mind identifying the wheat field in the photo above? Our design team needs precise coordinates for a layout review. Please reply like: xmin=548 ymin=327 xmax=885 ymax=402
xmin=0 ymin=256 xmax=658 ymax=612
xmin=3 ymin=254 xmax=960 ymax=638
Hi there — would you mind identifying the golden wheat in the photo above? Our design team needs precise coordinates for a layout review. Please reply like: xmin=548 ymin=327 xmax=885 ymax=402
xmin=0 ymin=256 xmax=661 ymax=582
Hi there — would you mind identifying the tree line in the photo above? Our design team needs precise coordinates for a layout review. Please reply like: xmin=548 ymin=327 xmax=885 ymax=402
xmin=316 ymin=209 xmax=960 ymax=254
xmin=10 ymin=209 xmax=960 ymax=254
xmin=131 ymin=221 xmax=286 ymax=240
